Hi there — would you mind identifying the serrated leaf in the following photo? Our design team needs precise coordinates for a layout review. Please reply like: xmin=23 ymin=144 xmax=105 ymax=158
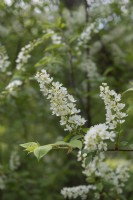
xmin=71 ymin=134 xmax=84 ymax=140
xmin=34 ymin=145 xmax=52 ymax=161
xmin=120 ymin=141 xmax=128 ymax=147
xmin=69 ymin=140 xmax=82 ymax=149
xmin=20 ymin=142 xmax=39 ymax=153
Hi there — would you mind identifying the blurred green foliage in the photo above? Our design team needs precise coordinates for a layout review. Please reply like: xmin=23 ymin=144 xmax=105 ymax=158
xmin=0 ymin=0 xmax=133 ymax=199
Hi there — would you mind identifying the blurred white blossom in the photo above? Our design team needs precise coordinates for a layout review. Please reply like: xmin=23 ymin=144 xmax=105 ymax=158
xmin=9 ymin=151 xmax=20 ymax=171
xmin=61 ymin=185 xmax=96 ymax=200
xmin=0 ymin=44 xmax=10 ymax=72
xmin=6 ymin=80 xmax=23 ymax=96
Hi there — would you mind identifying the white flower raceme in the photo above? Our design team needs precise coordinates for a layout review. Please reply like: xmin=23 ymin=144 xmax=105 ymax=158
xmin=35 ymin=70 xmax=86 ymax=132
xmin=16 ymin=43 xmax=31 ymax=71
xmin=78 ymin=23 xmax=97 ymax=46
xmin=44 ymin=29 xmax=62 ymax=45
xmin=84 ymin=124 xmax=115 ymax=152
xmin=100 ymin=83 xmax=127 ymax=129
xmin=16 ymin=37 xmax=44 ymax=71
xmin=61 ymin=185 xmax=96 ymax=200
xmin=82 ymin=154 xmax=129 ymax=195
xmin=6 ymin=80 xmax=23 ymax=96
xmin=9 ymin=151 xmax=20 ymax=171
xmin=0 ymin=44 xmax=10 ymax=72
xmin=0 ymin=175 xmax=6 ymax=190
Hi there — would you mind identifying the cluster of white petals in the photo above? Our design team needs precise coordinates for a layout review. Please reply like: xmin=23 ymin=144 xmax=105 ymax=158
xmin=6 ymin=80 xmax=23 ymax=96
xmin=83 ymin=59 xmax=99 ymax=81
xmin=16 ymin=38 xmax=44 ymax=71
xmin=81 ymin=153 xmax=129 ymax=195
xmin=100 ymin=83 xmax=127 ymax=129
xmin=78 ymin=23 xmax=97 ymax=46
xmin=0 ymin=165 xmax=6 ymax=190
xmin=16 ymin=43 xmax=31 ymax=71
xmin=9 ymin=151 xmax=20 ymax=171
xmin=35 ymin=70 xmax=86 ymax=132
xmin=84 ymin=124 xmax=115 ymax=152
xmin=61 ymin=185 xmax=96 ymax=200
xmin=0 ymin=44 xmax=10 ymax=72
xmin=75 ymin=83 xmax=129 ymax=198
xmin=0 ymin=175 xmax=6 ymax=190
xmin=44 ymin=29 xmax=62 ymax=44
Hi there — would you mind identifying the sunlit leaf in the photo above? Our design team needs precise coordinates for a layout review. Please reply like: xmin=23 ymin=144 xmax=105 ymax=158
xmin=34 ymin=145 xmax=52 ymax=160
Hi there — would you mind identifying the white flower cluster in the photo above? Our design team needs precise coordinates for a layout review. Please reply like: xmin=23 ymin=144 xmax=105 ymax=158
xmin=16 ymin=43 xmax=31 ymax=71
xmin=6 ymin=80 xmax=23 ymax=96
xmin=0 ymin=165 xmax=6 ymax=190
xmin=84 ymin=124 xmax=115 ymax=152
xmin=44 ymin=29 xmax=62 ymax=45
xmin=16 ymin=37 xmax=44 ymax=71
xmin=9 ymin=151 xmax=20 ymax=171
xmin=61 ymin=185 xmax=96 ymax=200
xmin=85 ymin=59 xmax=99 ymax=80
xmin=81 ymin=153 xmax=129 ymax=195
xmin=75 ymin=83 xmax=129 ymax=198
xmin=78 ymin=23 xmax=97 ymax=46
xmin=0 ymin=175 xmax=6 ymax=190
xmin=114 ymin=165 xmax=130 ymax=194
xmin=100 ymin=83 xmax=127 ymax=129
xmin=82 ymin=153 xmax=109 ymax=180
xmin=0 ymin=44 xmax=10 ymax=72
xmin=35 ymin=70 xmax=86 ymax=132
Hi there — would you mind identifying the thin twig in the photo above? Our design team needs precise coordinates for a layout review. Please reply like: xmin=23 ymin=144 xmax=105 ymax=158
xmin=107 ymin=149 xmax=133 ymax=152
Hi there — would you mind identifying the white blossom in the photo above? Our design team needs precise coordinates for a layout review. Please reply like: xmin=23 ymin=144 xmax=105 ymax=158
xmin=35 ymin=70 xmax=86 ymax=132
xmin=100 ymin=83 xmax=127 ymax=129
xmin=0 ymin=175 xmax=6 ymax=190
xmin=61 ymin=185 xmax=96 ymax=200
xmin=0 ymin=44 xmax=10 ymax=72
xmin=16 ymin=44 xmax=32 ymax=71
xmin=16 ymin=37 xmax=44 ymax=71
xmin=9 ymin=151 xmax=20 ymax=171
xmin=78 ymin=23 xmax=97 ymax=46
xmin=84 ymin=123 xmax=115 ymax=152
xmin=6 ymin=80 xmax=23 ymax=96
xmin=81 ymin=59 xmax=100 ymax=82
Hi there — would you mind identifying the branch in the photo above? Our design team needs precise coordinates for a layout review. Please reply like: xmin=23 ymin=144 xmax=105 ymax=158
xmin=107 ymin=149 xmax=133 ymax=152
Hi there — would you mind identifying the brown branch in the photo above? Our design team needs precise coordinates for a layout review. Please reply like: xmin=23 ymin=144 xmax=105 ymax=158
xmin=107 ymin=149 xmax=133 ymax=152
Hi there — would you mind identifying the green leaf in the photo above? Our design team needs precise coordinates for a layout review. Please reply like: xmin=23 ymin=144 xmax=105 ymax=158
xmin=54 ymin=141 xmax=67 ymax=145
xmin=85 ymin=156 xmax=92 ymax=166
xmin=34 ymin=145 xmax=52 ymax=161
xmin=71 ymin=134 xmax=84 ymax=140
xmin=96 ymin=183 xmax=103 ymax=191
xmin=69 ymin=140 xmax=82 ymax=149
xmin=120 ymin=141 xmax=128 ymax=147
xmin=82 ymin=128 xmax=89 ymax=133
xmin=64 ymin=133 xmax=73 ymax=142
xmin=20 ymin=142 xmax=39 ymax=153
xmin=45 ymin=44 xmax=64 ymax=51
xmin=122 ymin=88 xmax=133 ymax=99
xmin=129 ymin=144 xmax=133 ymax=149
xmin=123 ymin=88 xmax=133 ymax=94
